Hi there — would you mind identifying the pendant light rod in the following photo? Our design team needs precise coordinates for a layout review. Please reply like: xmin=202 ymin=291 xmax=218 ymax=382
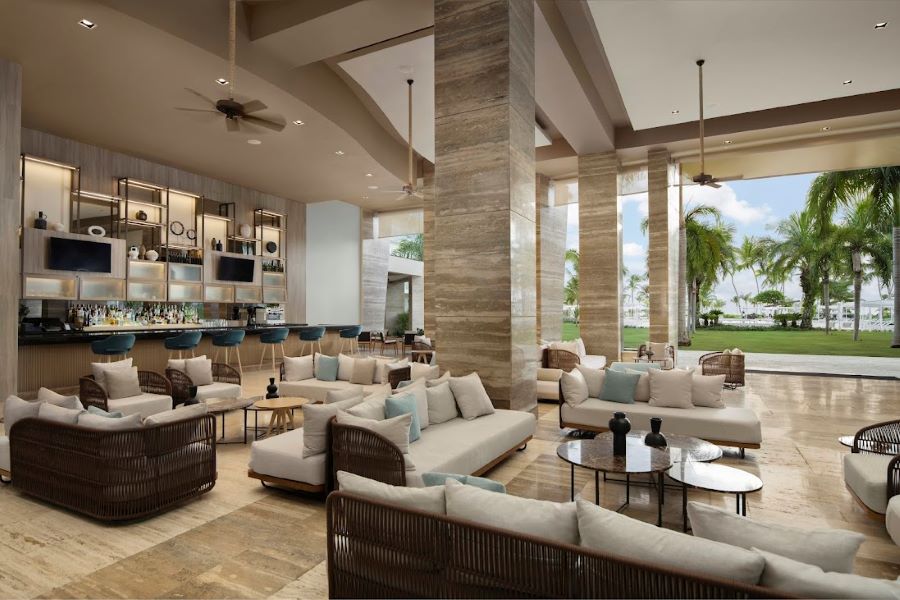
xmin=697 ymin=58 xmax=705 ymax=175
xmin=407 ymin=78 xmax=414 ymax=186
xmin=228 ymin=0 xmax=236 ymax=100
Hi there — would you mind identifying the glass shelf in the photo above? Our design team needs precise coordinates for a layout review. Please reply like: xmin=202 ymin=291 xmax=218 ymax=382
xmin=80 ymin=277 xmax=126 ymax=301
xmin=263 ymin=287 xmax=286 ymax=304
xmin=129 ymin=260 xmax=166 ymax=281
xmin=235 ymin=286 xmax=262 ymax=303
xmin=169 ymin=282 xmax=203 ymax=302
xmin=169 ymin=263 xmax=203 ymax=282
xmin=204 ymin=284 xmax=235 ymax=303
xmin=127 ymin=281 xmax=166 ymax=302
xmin=23 ymin=275 xmax=77 ymax=300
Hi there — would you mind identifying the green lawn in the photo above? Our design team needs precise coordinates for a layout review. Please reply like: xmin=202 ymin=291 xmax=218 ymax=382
xmin=561 ymin=322 xmax=900 ymax=358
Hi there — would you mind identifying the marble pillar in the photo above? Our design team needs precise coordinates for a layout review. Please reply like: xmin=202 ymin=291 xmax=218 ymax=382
xmin=434 ymin=0 xmax=537 ymax=412
xmin=422 ymin=163 xmax=435 ymax=337
xmin=0 ymin=59 xmax=21 ymax=399
xmin=360 ymin=211 xmax=390 ymax=333
xmin=647 ymin=149 xmax=679 ymax=344
xmin=411 ymin=275 xmax=424 ymax=332
xmin=536 ymin=174 xmax=566 ymax=342
xmin=578 ymin=152 xmax=621 ymax=360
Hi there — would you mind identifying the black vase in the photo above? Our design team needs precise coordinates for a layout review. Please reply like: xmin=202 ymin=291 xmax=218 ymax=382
xmin=216 ymin=240 xmax=224 ymax=252
xmin=266 ymin=377 xmax=279 ymax=399
xmin=644 ymin=417 xmax=667 ymax=448
xmin=609 ymin=411 xmax=631 ymax=456
xmin=34 ymin=211 xmax=47 ymax=230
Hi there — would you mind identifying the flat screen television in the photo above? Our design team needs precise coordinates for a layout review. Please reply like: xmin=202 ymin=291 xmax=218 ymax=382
xmin=217 ymin=256 xmax=255 ymax=282
xmin=47 ymin=237 xmax=112 ymax=273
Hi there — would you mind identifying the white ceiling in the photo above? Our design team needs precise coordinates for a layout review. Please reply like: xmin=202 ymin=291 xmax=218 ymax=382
xmin=589 ymin=0 xmax=900 ymax=130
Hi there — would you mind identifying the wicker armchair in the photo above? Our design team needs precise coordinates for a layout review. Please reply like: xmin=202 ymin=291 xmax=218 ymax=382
xmin=845 ymin=420 xmax=900 ymax=514
xmin=329 ymin=418 xmax=407 ymax=487
xmin=699 ymin=352 xmax=745 ymax=388
xmin=542 ymin=347 xmax=580 ymax=371
xmin=166 ymin=363 xmax=241 ymax=405
xmin=9 ymin=414 xmax=216 ymax=521
xmin=79 ymin=371 xmax=172 ymax=412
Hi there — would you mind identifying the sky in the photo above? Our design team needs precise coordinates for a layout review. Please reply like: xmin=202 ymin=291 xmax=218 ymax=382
xmin=564 ymin=172 xmax=885 ymax=313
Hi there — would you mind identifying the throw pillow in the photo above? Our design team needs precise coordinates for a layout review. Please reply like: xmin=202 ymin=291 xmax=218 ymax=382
xmin=753 ymin=548 xmax=900 ymax=598
xmin=345 ymin=399 xmax=386 ymax=420
xmin=372 ymin=357 xmax=397 ymax=384
xmin=144 ymin=403 xmax=208 ymax=426
xmin=364 ymin=384 xmax=392 ymax=403
xmin=426 ymin=382 xmax=458 ymax=424
xmin=384 ymin=393 xmax=421 ymax=442
xmin=576 ymin=499 xmax=764 ymax=585
xmin=560 ymin=368 xmax=590 ymax=407
xmin=90 ymin=357 xmax=133 ymax=390
xmin=599 ymin=370 xmax=640 ymax=404
xmin=335 ymin=411 xmax=415 ymax=470
xmin=397 ymin=378 xmax=429 ymax=429
xmin=350 ymin=357 xmax=377 ymax=385
xmin=449 ymin=372 xmax=494 ymax=420
xmin=36 ymin=387 xmax=82 ymax=409
xmin=648 ymin=342 xmax=669 ymax=360
xmin=185 ymin=356 xmax=213 ymax=386
xmin=575 ymin=364 xmax=605 ymax=398
xmin=337 ymin=354 xmax=355 ymax=382
xmin=445 ymin=479 xmax=578 ymax=545
xmin=167 ymin=358 xmax=186 ymax=372
xmin=337 ymin=471 xmax=445 ymax=514
xmin=687 ymin=501 xmax=864 ymax=574
xmin=421 ymin=472 xmax=506 ymax=494
xmin=37 ymin=402 xmax=83 ymax=424
xmin=105 ymin=367 xmax=142 ymax=400
xmin=315 ymin=354 xmax=339 ymax=382
xmin=3 ymin=395 xmax=40 ymax=433
xmin=426 ymin=371 xmax=450 ymax=387
xmin=574 ymin=338 xmax=587 ymax=358
xmin=625 ymin=369 xmax=651 ymax=402
xmin=410 ymin=363 xmax=440 ymax=381
xmin=78 ymin=412 xmax=143 ymax=431
xmin=87 ymin=405 xmax=124 ymax=418
xmin=283 ymin=355 xmax=314 ymax=381
xmin=301 ymin=396 xmax=364 ymax=457
xmin=692 ymin=373 xmax=726 ymax=408
xmin=325 ymin=387 xmax=365 ymax=404
xmin=647 ymin=368 xmax=694 ymax=409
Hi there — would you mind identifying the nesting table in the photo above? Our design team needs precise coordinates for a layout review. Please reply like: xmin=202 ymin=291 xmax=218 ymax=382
xmin=668 ymin=461 xmax=763 ymax=531
xmin=204 ymin=396 xmax=256 ymax=444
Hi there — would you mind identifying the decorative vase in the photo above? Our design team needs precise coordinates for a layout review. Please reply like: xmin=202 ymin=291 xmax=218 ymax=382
xmin=239 ymin=223 xmax=252 ymax=238
xmin=136 ymin=210 xmax=148 ymax=221
xmin=34 ymin=211 xmax=47 ymax=230
xmin=145 ymin=249 xmax=159 ymax=262
xmin=128 ymin=246 xmax=139 ymax=260
xmin=49 ymin=222 xmax=65 ymax=232
xmin=266 ymin=377 xmax=279 ymax=399
xmin=216 ymin=240 xmax=224 ymax=252
xmin=609 ymin=411 xmax=631 ymax=456
xmin=184 ymin=385 xmax=199 ymax=406
xmin=644 ymin=417 xmax=667 ymax=448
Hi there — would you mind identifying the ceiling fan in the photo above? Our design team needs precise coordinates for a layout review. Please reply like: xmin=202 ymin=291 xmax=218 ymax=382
xmin=176 ymin=0 xmax=285 ymax=133
xmin=380 ymin=79 xmax=423 ymax=200
xmin=691 ymin=59 xmax=720 ymax=188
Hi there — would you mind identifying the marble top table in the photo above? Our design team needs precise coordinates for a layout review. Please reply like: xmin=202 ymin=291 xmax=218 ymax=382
xmin=595 ymin=430 xmax=722 ymax=463
xmin=668 ymin=461 xmax=763 ymax=531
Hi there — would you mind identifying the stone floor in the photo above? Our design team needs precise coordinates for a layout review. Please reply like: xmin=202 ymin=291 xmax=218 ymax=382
xmin=1 ymin=367 xmax=899 ymax=598
xmin=677 ymin=349 xmax=900 ymax=379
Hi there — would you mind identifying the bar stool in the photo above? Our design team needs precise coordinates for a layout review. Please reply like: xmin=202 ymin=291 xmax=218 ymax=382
xmin=258 ymin=327 xmax=289 ymax=373
xmin=299 ymin=326 xmax=326 ymax=356
xmin=164 ymin=330 xmax=202 ymax=359
xmin=339 ymin=326 xmax=363 ymax=355
xmin=212 ymin=330 xmax=245 ymax=374
xmin=90 ymin=334 xmax=136 ymax=362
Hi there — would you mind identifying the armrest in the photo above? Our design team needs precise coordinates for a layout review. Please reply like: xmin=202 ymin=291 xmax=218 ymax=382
xmin=79 ymin=376 xmax=108 ymax=412
xmin=212 ymin=363 xmax=241 ymax=385
xmin=329 ymin=418 xmax=406 ymax=488
xmin=388 ymin=366 xmax=411 ymax=389
xmin=166 ymin=368 xmax=194 ymax=405
xmin=854 ymin=419 xmax=900 ymax=454
xmin=138 ymin=371 xmax=172 ymax=396
xmin=537 ymin=368 xmax=563 ymax=382
xmin=890 ymin=456 xmax=900 ymax=501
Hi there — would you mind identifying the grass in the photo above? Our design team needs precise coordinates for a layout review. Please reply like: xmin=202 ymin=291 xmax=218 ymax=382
xmin=561 ymin=322 xmax=900 ymax=358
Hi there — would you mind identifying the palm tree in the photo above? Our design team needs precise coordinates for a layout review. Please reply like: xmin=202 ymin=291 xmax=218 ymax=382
xmin=835 ymin=200 xmax=883 ymax=341
xmin=768 ymin=210 xmax=819 ymax=328
xmin=392 ymin=234 xmax=424 ymax=260
xmin=810 ymin=225 xmax=843 ymax=334
xmin=626 ymin=272 xmax=643 ymax=306
xmin=564 ymin=248 xmax=579 ymax=306
xmin=737 ymin=236 xmax=766 ymax=294
xmin=683 ymin=206 xmax=734 ymax=332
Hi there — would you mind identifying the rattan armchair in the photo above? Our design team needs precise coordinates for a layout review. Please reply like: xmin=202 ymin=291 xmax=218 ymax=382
xmin=846 ymin=420 xmax=900 ymax=513
xmin=699 ymin=352 xmax=746 ymax=388
xmin=166 ymin=363 xmax=241 ymax=405
xmin=542 ymin=347 xmax=580 ymax=371
xmin=637 ymin=343 xmax=676 ymax=369
xmin=79 ymin=370 xmax=172 ymax=412
xmin=329 ymin=417 xmax=407 ymax=487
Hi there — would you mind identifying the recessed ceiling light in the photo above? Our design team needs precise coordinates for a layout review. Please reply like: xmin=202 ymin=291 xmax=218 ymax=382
xmin=365 ymin=173 xmax=373 ymax=177
xmin=334 ymin=150 xmax=344 ymax=155
xmin=292 ymin=119 xmax=305 ymax=126
xmin=367 ymin=185 xmax=379 ymax=190
xmin=363 ymin=196 xmax=369 ymax=199
xmin=724 ymin=140 xmax=733 ymax=145
xmin=875 ymin=22 xmax=888 ymax=29
xmin=215 ymin=78 xmax=229 ymax=85
xmin=78 ymin=19 xmax=96 ymax=29
xmin=247 ymin=139 xmax=261 ymax=145
xmin=843 ymin=79 xmax=853 ymax=85
xmin=821 ymin=126 xmax=831 ymax=132
xmin=671 ymin=109 xmax=680 ymax=115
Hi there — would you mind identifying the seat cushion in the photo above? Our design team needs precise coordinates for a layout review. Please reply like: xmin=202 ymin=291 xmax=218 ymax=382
xmin=249 ymin=428 xmax=326 ymax=487
xmin=561 ymin=398 xmax=762 ymax=445
xmin=279 ymin=378 xmax=381 ymax=403
xmin=886 ymin=495 xmax=900 ymax=545
xmin=843 ymin=453 xmax=894 ymax=514
xmin=536 ymin=379 xmax=559 ymax=401
xmin=194 ymin=382 xmax=242 ymax=403
xmin=107 ymin=393 xmax=173 ymax=419
xmin=580 ymin=355 xmax=606 ymax=370
xmin=405 ymin=409 xmax=535 ymax=487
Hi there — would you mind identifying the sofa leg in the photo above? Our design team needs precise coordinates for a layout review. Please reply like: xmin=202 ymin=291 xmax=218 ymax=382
xmin=739 ymin=448 xmax=746 ymax=459
xmin=517 ymin=443 xmax=527 ymax=452
xmin=0 ymin=475 xmax=11 ymax=485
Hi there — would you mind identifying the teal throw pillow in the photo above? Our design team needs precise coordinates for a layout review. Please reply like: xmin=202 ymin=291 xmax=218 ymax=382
xmin=609 ymin=361 xmax=661 ymax=373
xmin=600 ymin=369 xmax=640 ymax=404
xmin=87 ymin=405 xmax=124 ymax=418
xmin=385 ymin=393 xmax=421 ymax=442
xmin=421 ymin=471 xmax=506 ymax=493
xmin=316 ymin=355 xmax=339 ymax=382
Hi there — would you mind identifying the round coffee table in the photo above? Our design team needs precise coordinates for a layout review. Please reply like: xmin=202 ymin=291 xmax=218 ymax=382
xmin=204 ymin=396 xmax=255 ymax=444
xmin=595 ymin=430 xmax=722 ymax=463
xmin=253 ymin=397 xmax=309 ymax=437
xmin=667 ymin=462 xmax=763 ymax=532
xmin=557 ymin=438 xmax=672 ymax=526
xmin=838 ymin=435 xmax=900 ymax=454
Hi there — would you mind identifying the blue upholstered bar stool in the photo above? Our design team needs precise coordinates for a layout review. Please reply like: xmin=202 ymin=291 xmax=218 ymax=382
xmin=299 ymin=326 xmax=326 ymax=357
xmin=90 ymin=334 xmax=136 ymax=363
xmin=339 ymin=325 xmax=363 ymax=355
xmin=212 ymin=330 xmax=246 ymax=374
xmin=164 ymin=330 xmax=202 ymax=359
xmin=258 ymin=327 xmax=289 ymax=373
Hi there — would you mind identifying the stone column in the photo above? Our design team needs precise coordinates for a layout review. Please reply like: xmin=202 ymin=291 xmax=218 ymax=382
xmin=0 ymin=59 xmax=21 ymax=398
xmin=360 ymin=210 xmax=390 ymax=333
xmin=647 ymin=149 xmax=678 ymax=344
xmin=536 ymin=174 xmax=566 ymax=342
xmin=411 ymin=275 xmax=424 ymax=332
xmin=422 ymin=162 xmax=435 ymax=337
xmin=434 ymin=0 xmax=537 ymax=412
xmin=578 ymin=152 xmax=621 ymax=361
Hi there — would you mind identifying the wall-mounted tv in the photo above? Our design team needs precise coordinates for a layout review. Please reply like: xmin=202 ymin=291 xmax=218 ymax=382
xmin=47 ymin=237 xmax=112 ymax=273
xmin=217 ymin=256 xmax=255 ymax=282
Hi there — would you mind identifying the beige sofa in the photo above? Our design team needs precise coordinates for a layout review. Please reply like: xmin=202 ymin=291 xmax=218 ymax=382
xmin=537 ymin=368 xmax=563 ymax=401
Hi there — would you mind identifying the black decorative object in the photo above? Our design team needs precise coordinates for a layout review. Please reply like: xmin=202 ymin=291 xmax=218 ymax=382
xmin=644 ymin=417 xmax=667 ymax=448
xmin=609 ymin=411 xmax=631 ymax=456
xmin=184 ymin=385 xmax=199 ymax=406
xmin=215 ymin=239 xmax=224 ymax=252
xmin=170 ymin=220 xmax=185 ymax=236
xmin=265 ymin=240 xmax=277 ymax=254
xmin=34 ymin=211 xmax=47 ymax=230
xmin=136 ymin=210 xmax=148 ymax=221
xmin=265 ymin=377 xmax=279 ymax=399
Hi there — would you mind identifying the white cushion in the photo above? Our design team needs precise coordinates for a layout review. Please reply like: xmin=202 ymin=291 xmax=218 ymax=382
xmin=38 ymin=403 xmax=83 ymax=424
xmin=397 ymin=379 xmax=429 ymax=429
xmin=372 ymin=357 xmax=399 ymax=384
xmin=301 ymin=396 xmax=364 ymax=457
xmin=561 ymin=398 xmax=762 ymax=445
xmin=249 ymin=428 xmax=326 ymax=486
xmin=325 ymin=387 xmax=365 ymax=404
xmin=648 ymin=368 xmax=694 ymax=409
xmin=410 ymin=363 xmax=440 ymax=381
xmin=337 ymin=354 xmax=355 ymax=381
xmin=336 ymin=411 xmax=415 ymax=470
xmin=577 ymin=499 xmax=764 ymax=585
xmin=405 ymin=410 xmax=535 ymax=487
xmin=0 ymin=436 xmax=8 ymax=473
xmin=338 ymin=471 xmax=445 ymax=514
xmin=687 ymin=501 xmax=864 ymax=573
xmin=426 ymin=371 xmax=450 ymax=387
xmin=574 ymin=338 xmax=587 ymax=358
xmin=692 ymin=373 xmax=726 ymax=408
xmin=345 ymin=399 xmax=386 ymax=420
xmin=185 ymin=356 xmax=213 ymax=386
xmin=754 ymin=548 xmax=900 ymax=599
xmin=364 ymin=384 xmax=392 ymax=402
xmin=426 ymin=382 xmax=458 ymax=424
xmin=194 ymin=382 xmax=242 ymax=403
xmin=3 ymin=395 xmax=41 ymax=433
xmin=449 ymin=373 xmax=494 ymax=420
xmin=574 ymin=365 xmax=604 ymax=398
xmin=90 ymin=358 xmax=133 ymax=390
xmin=77 ymin=412 xmax=143 ymax=430
xmin=105 ymin=366 xmax=142 ymax=400
xmin=536 ymin=379 xmax=560 ymax=401
xmin=36 ymin=388 xmax=82 ymax=409
xmin=625 ymin=370 xmax=651 ymax=402
xmin=144 ymin=402 xmax=207 ymax=426
xmin=107 ymin=393 xmax=173 ymax=419
xmin=446 ymin=478 xmax=578 ymax=545
xmin=561 ymin=368 xmax=589 ymax=407
xmin=283 ymin=355 xmax=314 ymax=381
xmin=167 ymin=358 xmax=186 ymax=372
xmin=843 ymin=453 xmax=894 ymax=513
xmin=350 ymin=357 xmax=377 ymax=385
xmin=886 ymin=496 xmax=900 ymax=546
xmin=580 ymin=355 xmax=606 ymax=370
xmin=279 ymin=379 xmax=384 ymax=404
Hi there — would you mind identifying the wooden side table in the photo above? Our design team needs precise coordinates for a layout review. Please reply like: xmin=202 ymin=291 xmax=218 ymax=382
xmin=253 ymin=397 xmax=309 ymax=437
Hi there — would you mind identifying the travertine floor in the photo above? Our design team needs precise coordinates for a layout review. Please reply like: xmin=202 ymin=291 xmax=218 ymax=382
xmin=1 ymin=368 xmax=899 ymax=598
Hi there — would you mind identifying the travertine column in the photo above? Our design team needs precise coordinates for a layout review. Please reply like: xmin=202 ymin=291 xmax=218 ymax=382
xmin=411 ymin=275 xmax=424 ymax=332
xmin=434 ymin=0 xmax=537 ymax=412
xmin=360 ymin=211 xmax=390 ymax=333
xmin=647 ymin=149 xmax=679 ymax=344
xmin=536 ymin=174 xmax=566 ymax=341
xmin=578 ymin=152 xmax=621 ymax=360
xmin=422 ymin=163 xmax=436 ymax=337
xmin=1 ymin=59 xmax=22 ymax=398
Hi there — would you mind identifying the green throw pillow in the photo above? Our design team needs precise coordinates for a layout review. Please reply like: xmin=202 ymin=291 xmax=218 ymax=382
xmin=600 ymin=369 xmax=640 ymax=404
xmin=87 ymin=405 xmax=124 ymax=418
xmin=315 ymin=355 xmax=339 ymax=381
xmin=421 ymin=472 xmax=506 ymax=493
xmin=385 ymin=393 xmax=421 ymax=442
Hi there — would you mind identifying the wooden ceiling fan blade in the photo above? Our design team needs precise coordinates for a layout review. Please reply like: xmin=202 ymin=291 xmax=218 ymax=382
xmin=708 ymin=181 xmax=721 ymax=189
xmin=241 ymin=100 xmax=267 ymax=114
xmin=185 ymin=88 xmax=217 ymax=108
xmin=244 ymin=115 xmax=285 ymax=132
xmin=175 ymin=107 xmax=218 ymax=113
xmin=225 ymin=117 xmax=239 ymax=132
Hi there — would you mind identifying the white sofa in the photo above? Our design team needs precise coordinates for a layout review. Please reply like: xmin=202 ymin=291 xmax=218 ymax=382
xmin=843 ymin=452 xmax=897 ymax=514
xmin=537 ymin=368 xmax=562 ymax=401
xmin=278 ymin=354 xmax=415 ymax=403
